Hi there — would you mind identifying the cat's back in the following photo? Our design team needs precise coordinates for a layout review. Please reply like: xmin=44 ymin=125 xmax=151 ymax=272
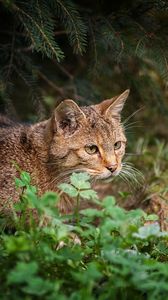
xmin=0 ymin=114 xmax=19 ymax=137
xmin=0 ymin=115 xmax=37 ymax=205
xmin=0 ymin=114 xmax=15 ymax=126
xmin=0 ymin=115 xmax=27 ymax=162
xmin=0 ymin=115 xmax=51 ymax=206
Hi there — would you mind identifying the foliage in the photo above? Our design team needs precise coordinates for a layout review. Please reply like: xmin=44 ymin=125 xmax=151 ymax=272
xmin=0 ymin=1 xmax=168 ymax=298
xmin=1 ymin=171 xmax=168 ymax=299
xmin=0 ymin=0 xmax=168 ymax=118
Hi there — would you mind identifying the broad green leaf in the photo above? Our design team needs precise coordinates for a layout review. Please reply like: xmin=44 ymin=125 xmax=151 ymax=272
xmin=72 ymin=262 xmax=102 ymax=284
xmin=8 ymin=262 xmax=38 ymax=284
xmin=15 ymin=178 xmax=25 ymax=188
xmin=80 ymin=208 xmax=102 ymax=218
xmin=56 ymin=224 xmax=69 ymax=240
xmin=133 ymin=223 xmax=165 ymax=239
xmin=4 ymin=235 xmax=32 ymax=253
xmin=58 ymin=183 xmax=78 ymax=197
xmin=41 ymin=192 xmax=59 ymax=206
xmin=22 ymin=278 xmax=53 ymax=295
xmin=20 ymin=172 xmax=31 ymax=185
xmin=102 ymin=196 xmax=116 ymax=207
xmin=15 ymin=172 xmax=31 ymax=188
xmin=70 ymin=172 xmax=91 ymax=189
xmin=80 ymin=189 xmax=97 ymax=200
xmin=145 ymin=214 xmax=159 ymax=221
xmin=27 ymin=185 xmax=37 ymax=194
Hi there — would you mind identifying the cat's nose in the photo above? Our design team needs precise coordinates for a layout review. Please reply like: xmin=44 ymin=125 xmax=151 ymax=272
xmin=106 ymin=164 xmax=117 ymax=173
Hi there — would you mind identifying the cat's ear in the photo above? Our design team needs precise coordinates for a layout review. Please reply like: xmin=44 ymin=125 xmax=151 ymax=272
xmin=96 ymin=89 xmax=130 ymax=121
xmin=50 ymin=99 xmax=86 ymax=135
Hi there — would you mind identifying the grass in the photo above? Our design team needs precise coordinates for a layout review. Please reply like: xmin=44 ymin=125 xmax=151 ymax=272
xmin=0 ymin=142 xmax=168 ymax=300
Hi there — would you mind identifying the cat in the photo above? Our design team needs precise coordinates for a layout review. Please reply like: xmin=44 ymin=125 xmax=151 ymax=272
xmin=0 ymin=89 xmax=129 ymax=214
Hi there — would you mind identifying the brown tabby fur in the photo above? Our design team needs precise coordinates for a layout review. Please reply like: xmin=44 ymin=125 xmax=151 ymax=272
xmin=0 ymin=90 xmax=129 ymax=214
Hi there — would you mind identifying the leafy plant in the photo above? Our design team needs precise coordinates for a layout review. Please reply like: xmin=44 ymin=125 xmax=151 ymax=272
xmin=1 ymin=171 xmax=168 ymax=299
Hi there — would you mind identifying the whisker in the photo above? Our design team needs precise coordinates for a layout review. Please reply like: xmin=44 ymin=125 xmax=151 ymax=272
xmin=122 ymin=165 xmax=144 ymax=179
xmin=118 ymin=173 xmax=134 ymax=187
xmin=122 ymin=106 xmax=145 ymax=125
xmin=119 ymin=173 xmax=139 ymax=188
xmin=123 ymin=121 xmax=142 ymax=129
xmin=124 ymin=166 xmax=143 ymax=173
xmin=125 ymin=153 xmax=141 ymax=156
xmin=122 ymin=161 xmax=137 ymax=167
xmin=124 ymin=130 xmax=140 ymax=135
xmin=124 ymin=125 xmax=143 ymax=131
xmin=119 ymin=162 xmax=144 ymax=187
xmin=121 ymin=169 xmax=139 ymax=182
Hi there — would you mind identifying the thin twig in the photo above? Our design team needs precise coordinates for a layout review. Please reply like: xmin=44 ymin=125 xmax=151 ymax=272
xmin=6 ymin=23 xmax=15 ymax=80
xmin=54 ymin=30 xmax=67 ymax=36
xmin=16 ymin=45 xmax=34 ymax=53
xmin=4 ymin=22 xmax=18 ymax=118
xmin=0 ymin=30 xmax=26 ymax=37
xmin=37 ymin=70 xmax=64 ymax=96
xmin=54 ymin=61 xmax=74 ymax=80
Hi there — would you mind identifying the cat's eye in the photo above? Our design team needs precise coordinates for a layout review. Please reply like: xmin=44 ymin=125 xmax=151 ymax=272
xmin=85 ymin=145 xmax=99 ymax=155
xmin=114 ymin=141 xmax=122 ymax=150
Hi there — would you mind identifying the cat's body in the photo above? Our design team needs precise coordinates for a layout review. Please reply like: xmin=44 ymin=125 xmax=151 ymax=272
xmin=0 ymin=90 xmax=129 ymax=214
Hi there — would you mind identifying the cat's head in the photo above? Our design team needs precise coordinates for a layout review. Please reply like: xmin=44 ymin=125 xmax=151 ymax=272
xmin=46 ymin=90 xmax=129 ymax=180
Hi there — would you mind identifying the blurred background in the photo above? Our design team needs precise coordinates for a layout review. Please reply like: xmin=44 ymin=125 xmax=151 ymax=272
xmin=0 ymin=0 xmax=168 ymax=223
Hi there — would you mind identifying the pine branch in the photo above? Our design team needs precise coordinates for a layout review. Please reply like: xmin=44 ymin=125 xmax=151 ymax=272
xmin=10 ymin=1 xmax=64 ymax=61
xmin=103 ymin=18 xmax=124 ymax=62
xmin=51 ymin=0 xmax=87 ymax=54
xmin=149 ymin=43 xmax=168 ymax=79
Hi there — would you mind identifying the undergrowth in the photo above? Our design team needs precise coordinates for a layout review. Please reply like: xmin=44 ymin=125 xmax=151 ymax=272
xmin=1 ymin=171 xmax=168 ymax=300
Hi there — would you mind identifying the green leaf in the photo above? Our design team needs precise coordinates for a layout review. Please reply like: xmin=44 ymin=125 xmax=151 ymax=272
xmin=72 ymin=262 xmax=102 ymax=284
xmin=80 ymin=208 xmax=102 ymax=218
xmin=80 ymin=189 xmax=97 ymax=200
xmin=15 ymin=172 xmax=31 ymax=188
xmin=41 ymin=192 xmax=59 ymax=206
xmin=27 ymin=185 xmax=37 ymax=194
xmin=118 ymin=191 xmax=131 ymax=198
xmin=70 ymin=172 xmax=91 ymax=189
xmin=22 ymin=278 xmax=53 ymax=295
xmin=102 ymin=196 xmax=116 ymax=207
xmin=20 ymin=171 xmax=31 ymax=185
xmin=8 ymin=262 xmax=38 ymax=284
xmin=133 ymin=223 xmax=166 ymax=239
xmin=145 ymin=214 xmax=159 ymax=221
xmin=4 ymin=235 xmax=32 ymax=253
xmin=59 ymin=183 xmax=78 ymax=197
xmin=56 ymin=224 xmax=69 ymax=240
xmin=15 ymin=177 xmax=25 ymax=188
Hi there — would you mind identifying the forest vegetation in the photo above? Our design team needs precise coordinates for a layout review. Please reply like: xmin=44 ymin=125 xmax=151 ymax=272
xmin=0 ymin=0 xmax=168 ymax=299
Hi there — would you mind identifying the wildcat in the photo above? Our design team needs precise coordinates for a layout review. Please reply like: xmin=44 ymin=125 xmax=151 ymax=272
xmin=0 ymin=89 xmax=129 ymax=214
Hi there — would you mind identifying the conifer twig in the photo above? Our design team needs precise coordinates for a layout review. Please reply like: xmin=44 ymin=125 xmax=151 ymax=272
xmin=16 ymin=45 xmax=34 ymax=53
xmin=6 ymin=23 xmax=15 ymax=81
xmin=37 ymin=71 xmax=64 ymax=96
xmin=54 ymin=61 xmax=74 ymax=80
xmin=54 ymin=30 xmax=67 ymax=36
xmin=4 ymin=22 xmax=18 ymax=118
xmin=10 ymin=2 xmax=64 ymax=61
